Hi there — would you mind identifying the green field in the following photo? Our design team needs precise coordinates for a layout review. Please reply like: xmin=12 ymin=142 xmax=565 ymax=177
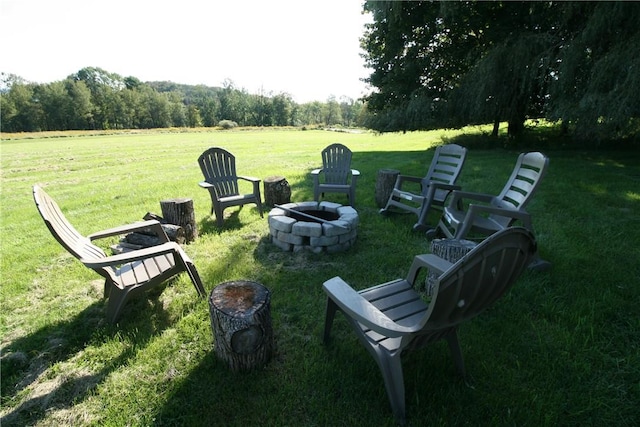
xmin=1 ymin=128 xmax=639 ymax=426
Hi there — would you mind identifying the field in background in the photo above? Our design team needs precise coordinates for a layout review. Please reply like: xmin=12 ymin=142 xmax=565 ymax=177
xmin=1 ymin=128 xmax=638 ymax=426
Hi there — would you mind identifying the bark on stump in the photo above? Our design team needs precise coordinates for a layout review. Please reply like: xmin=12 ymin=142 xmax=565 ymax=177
xmin=263 ymin=176 xmax=291 ymax=206
xmin=425 ymin=238 xmax=477 ymax=297
xmin=375 ymin=169 xmax=400 ymax=208
xmin=208 ymin=281 xmax=273 ymax=372
xmin=160 ymin=198 xmax=197 ymax=243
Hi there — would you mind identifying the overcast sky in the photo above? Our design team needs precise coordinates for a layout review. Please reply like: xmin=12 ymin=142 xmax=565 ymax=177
xmin=0 ymin=0 xmax=372 ymax=103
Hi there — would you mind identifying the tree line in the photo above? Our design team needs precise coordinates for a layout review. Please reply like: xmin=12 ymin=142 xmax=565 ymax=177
xmin=0 ymin=67 xmax=366 ymax=133
xmin=361 ymin=1 xmax=640 ymax=143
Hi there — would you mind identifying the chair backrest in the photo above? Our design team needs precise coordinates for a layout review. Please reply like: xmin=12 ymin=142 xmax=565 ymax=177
xmin=198 ymin=147 xmax=240 ymax=198
xmin=321 ymin=143 xmax=353 ymax=185
xmin=33 ymin=185 xmax=108 ymax=264
xmin=495 ymin=152 xmax=548 ymax=210
xmin=422 ymin=143 xmax=468 ymax=190
xmin=424 ymin=227 xmax=536 ymax=331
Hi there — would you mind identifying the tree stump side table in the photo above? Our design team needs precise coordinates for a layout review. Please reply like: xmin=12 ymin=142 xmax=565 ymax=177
xmin=425 ymin=238 xmax=477 ymax=297
xmin=263 ymin=176 xmax=291 ymax=206
xmin=375 ymin=169 xmax=400 ymax=208
xmin=208 ymin=280 xmax=274 ymax=372
xmin=160 ymin=198 xmax=198 ymax=243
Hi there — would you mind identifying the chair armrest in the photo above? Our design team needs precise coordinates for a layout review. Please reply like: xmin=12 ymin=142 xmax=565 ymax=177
xmin=199 ymin=181 xmax=214 ymax=189
xmin=406 ymin=253 xmax=454 ymax=283
xmin=467 ymin=204 xmax=532 ymax=226
xmin=424 ymin=183 xmax=462 ymax=203
xmin=428 ymin=182 xmax=462 ymax=192
xmin=453 ymin=205 xmax=533 ymax=239
xmin=238 ymin=175 xmax=261 ymax=183
xmin=88 ymin=220 xmax=169 ymax=243
xmin=351 ymin=169 xmax=360 ymax=176
xmin=393 ymin=175 xmax=422 ymax=192
xmin=81 ymin=242 xmax=181 ymax=268
xmin=449 ymin=190 xmax=495 ymax=208
xmin=323 ymin=277 xmax=420 ymax=337
xmin=397 ymin=175 xmax=422 ymax=184
xmin=310 ymin=168 xmax=322 ymax=176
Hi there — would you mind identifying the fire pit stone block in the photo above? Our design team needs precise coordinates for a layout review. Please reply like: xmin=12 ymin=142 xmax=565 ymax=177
xmin=268 ymin=213 xmax=295 ymax=232
xmin=292 ymin=222 xmax=323 ymax=237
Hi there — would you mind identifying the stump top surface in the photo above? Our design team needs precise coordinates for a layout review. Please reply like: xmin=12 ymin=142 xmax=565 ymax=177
xmin=264 ymin=175 xmax=286 ymax=182
xmin=431 ymin=238 xmax=477 ymax=250
xmin=209 ymin=280 xmax=271 ymax=318
xmin=160 ymin=197 xmax=192 ymax=203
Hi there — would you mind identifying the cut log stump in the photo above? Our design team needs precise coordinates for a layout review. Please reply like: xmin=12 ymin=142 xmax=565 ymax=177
xmin=375 ymin=169 xmax=400 ymax=208
xmin=208 ymin=280 xmax=274 ymax=372
xmin=160 ymin=198 xmax=197 ymax=243
xmin=424 ymin=238 xmax=477 ymax=297
xmin=263 ymin=176 xmax=291 ymax=206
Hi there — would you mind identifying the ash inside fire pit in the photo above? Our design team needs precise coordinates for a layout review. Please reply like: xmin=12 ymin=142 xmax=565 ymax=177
xmin=268 ymin=201 xmax=358 ymax=253
xmin=287 ymin=210 xmax=339 ymax=222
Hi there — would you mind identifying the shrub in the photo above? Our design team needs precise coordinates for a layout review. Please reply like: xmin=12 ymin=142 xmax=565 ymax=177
xmin=218 ymin=120 xmax=238 ymax=129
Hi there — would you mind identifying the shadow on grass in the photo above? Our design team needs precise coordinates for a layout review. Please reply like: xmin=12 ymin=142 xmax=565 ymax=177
xmin=7 ymin=143 xmax=639 ymax=425
xmin=151 ymin=307 xmax=402 ymax=426
xmin=197 ymin=179 xmax=314 ymax=237
xmin=0 ymin=291 xmax=174 ymax=426
xmin=198 ymin=210 xmax=243 ymax=235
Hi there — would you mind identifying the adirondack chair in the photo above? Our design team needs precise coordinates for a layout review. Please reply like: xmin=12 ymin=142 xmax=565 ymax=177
xmin=379 ymin=144 xmax=468 ymax=231
xmin=198 ymin=147 xmax=263 ymax=227
xmin=426 ymin=151 xmax=549 ymax=270
xmin=323 ymin=227 xmax=537 ymax=424
xmin=33 ymin=185 xmax=206 ymax=323
xmin=311 ymin=143 xmax=360 ymax=206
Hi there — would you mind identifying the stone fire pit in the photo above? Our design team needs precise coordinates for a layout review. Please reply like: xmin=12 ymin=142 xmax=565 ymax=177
xmin=268 ymin=201 xmax=358 ymax=253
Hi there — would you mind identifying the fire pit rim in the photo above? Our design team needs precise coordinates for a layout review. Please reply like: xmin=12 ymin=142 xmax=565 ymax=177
xmin=268 ymin=201 xmax=358 ymax=253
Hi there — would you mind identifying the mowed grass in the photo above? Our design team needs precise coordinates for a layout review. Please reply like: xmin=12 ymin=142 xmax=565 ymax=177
xmin=1 ymin=127 xmax=639 ymax=426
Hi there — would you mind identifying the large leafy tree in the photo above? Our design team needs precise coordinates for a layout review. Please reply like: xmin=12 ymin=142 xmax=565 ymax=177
xmin=361 ymin=1 xmax=640 ymax=142
xmin=546 ymin=2 xmax=640 ymax=141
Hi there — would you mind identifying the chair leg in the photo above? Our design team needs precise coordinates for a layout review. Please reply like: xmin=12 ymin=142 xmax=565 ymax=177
xmin=425 ymin=228 xmax=439 ymax=240
xmin=106 ymin=288 xmax=129 ymax=324
xmin=376 ymin=351 xmax=407 ymax=424
xmin=413 ymin=199 xmax=434 ymax=232
xmin=103 ymin=279 xmax=111 ymax=298
xmin=214 ymin=206 xmax=224 ymax=227
xmin=528 ymin=254 xmax=552 ymax=271
xmin=323 ymin=298 xmax=339 ymax=343
xmin=445 ymin=329 xmax=466 ymax=377
xmin=412 ymin=222 xmax=429 ymax=232
xmin=185 ymin=262 xmax=206 ymax=297
xmin=207 ymin=191 xmax=215 ymax=215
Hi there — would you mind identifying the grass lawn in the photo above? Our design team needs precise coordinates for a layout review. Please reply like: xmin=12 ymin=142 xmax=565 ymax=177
xmin=1 ymin=127 xmax=639 ymax=426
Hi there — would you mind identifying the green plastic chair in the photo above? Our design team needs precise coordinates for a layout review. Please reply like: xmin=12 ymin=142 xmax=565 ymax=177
xmin=33 ymin=185 xmax=205 ymax=323
xmin=380 ymin=144 xmax=468 ymax=231
xmin=198 ymin=147 xmax=263 ymax=227
xmin=427 ymin=151 xmax=550 ymax=270
xmin=311 ymin=143 xmax=360 ymax=206
xmin=323 ymin=227 xmax=537 ymax=424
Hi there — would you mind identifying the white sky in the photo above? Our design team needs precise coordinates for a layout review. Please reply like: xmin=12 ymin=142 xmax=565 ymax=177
xmin=0 ymin=0 xmax=372 ymax=103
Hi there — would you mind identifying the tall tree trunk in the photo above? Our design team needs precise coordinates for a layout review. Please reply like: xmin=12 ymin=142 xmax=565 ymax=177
xmin=492 ymin=117 xmax=500 ymax=137
xmin=507 ymin=103 xmax=526 ymax=138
